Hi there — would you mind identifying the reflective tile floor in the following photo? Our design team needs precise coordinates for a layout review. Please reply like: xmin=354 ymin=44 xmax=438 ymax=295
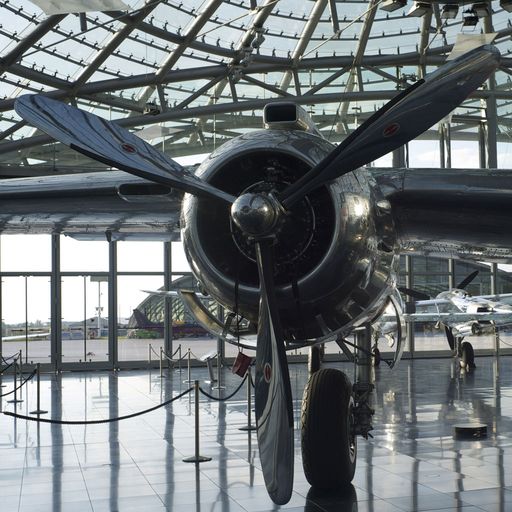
xmin=1 ymin=356 xmax=512 ymax=511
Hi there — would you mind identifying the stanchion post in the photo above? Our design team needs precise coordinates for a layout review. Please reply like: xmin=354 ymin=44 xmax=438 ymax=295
xmin=212 ymin=352 xmax=225 ymax=391
xmin=30 ymin=363 xmax=47 ymax=415
xmin=178 ymin=345 xmax=182 ymax=373
xmin=7 ymin=357 xmax=23 ymax=404
xmin=183 ymin=380 xmax=212 ymax=463
xmin=18 ymin=350 xmax=23 ymax=400
xmin=149 ymin=343 xmax=152 ymax=367
xmin=184 ymin=348 xmax=192 ymax=384
xmin=159 ymin=347 xmax=164 ymax=379
xmin=239 ymin=367 xmax=256 ymax=431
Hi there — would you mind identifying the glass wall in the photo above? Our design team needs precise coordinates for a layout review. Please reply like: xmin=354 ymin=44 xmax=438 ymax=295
xmin=0 ymin=231 xmax=511 ymax=371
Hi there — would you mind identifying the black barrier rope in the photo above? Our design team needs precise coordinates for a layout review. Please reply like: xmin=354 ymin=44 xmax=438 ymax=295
xmin=0 ymin=360 xmax=16 ymax=374
xmin=199 ymin=374 xmax=247 ymax=401
xmin=4 ymin=386 xmax=193 ymax=425
xmin=0 ymin=369 xmax=36 ymax=397
xmin=1 ymin=353 xmax=19 ymax=364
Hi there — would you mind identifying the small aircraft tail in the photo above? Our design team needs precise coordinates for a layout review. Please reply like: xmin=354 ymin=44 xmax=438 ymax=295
xmin=132 ymin=308 xmax=161 ymax=329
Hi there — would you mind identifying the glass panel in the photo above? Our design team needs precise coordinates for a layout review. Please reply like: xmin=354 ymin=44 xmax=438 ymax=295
xmin=453 ymin=261 xmax=491 ymax=295
xmin=450 ymin=140 xmax=480 ymax=169
xmin=413 ymin=322 xmax=450 ymax=353
xmin=412 ymin=256 xmax=449 ymax=274
xmin=2 ymin=276 xmax=51 ymax=364
xmin=410 ymin=273 xmax=450 ymax=298
xmin=408 ymin=140 xmax=440 ymax=168
xmin=60 ymin=237 xmax=108 ymax=272
xmin=61 ymin=275 xmax=109 ymax=363
xmin=171 ymin=242 xmax=191 ymax=272
xmin=117 ymin=275 xmax=164 ymax=362
xmin=497 ymin=264 xmax=512 ymax=294
xmin=1 ymin=235 xmax=51 ymax=272
xmin=117 ymin=241 xmax=164 ymax=272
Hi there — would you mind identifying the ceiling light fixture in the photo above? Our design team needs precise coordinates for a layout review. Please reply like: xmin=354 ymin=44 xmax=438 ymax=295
xmin=441 ymin=4 xmax=459 ymax=19
xmin=501 ymin=0 xmax=512 ymax=12
xmin=380 ymin=0 xmax=407 ymax=12
xmin=407 ymin=1 xmax=432 ymax=17
xmin=472 ymin=2 xmax=490 ymax=16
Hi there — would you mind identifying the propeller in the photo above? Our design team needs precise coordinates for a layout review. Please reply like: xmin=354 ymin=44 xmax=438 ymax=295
xmin=14 ymin=95 xmax=235 ymax=204
xmin=455 ymin=270 xmax=479 ymax=290
xmin=280 ymin=44 xmax=500 ymax=209
xmin=253 ymin=239 xmax=294 ymax=504
xmin=231 ymin=193 xmax=294 ymax=504
xmin=398 ymin=287 xmax=430 ymax=301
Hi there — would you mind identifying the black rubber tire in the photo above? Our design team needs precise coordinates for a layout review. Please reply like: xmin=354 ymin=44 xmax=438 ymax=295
xmin=301 ymin=368 xmax=356 ymax=489
xmin=372 ymin=348 xmax=381 ymax=367
xmin=460 ymin=341 xmax=475 ymax=369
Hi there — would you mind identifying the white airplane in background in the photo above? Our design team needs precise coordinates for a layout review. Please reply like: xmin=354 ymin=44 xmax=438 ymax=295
xmin=374 ymin=271 xmax=512 ymax=369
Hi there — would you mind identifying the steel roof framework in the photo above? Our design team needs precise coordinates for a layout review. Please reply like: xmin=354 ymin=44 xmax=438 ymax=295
xmin=0 ymin=0 xmax=511 ymax=172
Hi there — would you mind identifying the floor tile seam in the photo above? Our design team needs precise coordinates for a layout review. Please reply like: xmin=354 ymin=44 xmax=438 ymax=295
xmin=17 ymin=443 xmax=29 ymax=512
xmin=118 ymin=436 xmax=167 ymax=508
xmin=69 ymin=429 xmax=95 ymax=511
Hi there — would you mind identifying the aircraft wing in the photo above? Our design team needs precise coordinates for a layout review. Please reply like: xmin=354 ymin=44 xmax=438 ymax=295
xmin=0 ymin=170 xmax=183 ymax=240
xmin=2 ymin=332 xmax=50 ymax=341
xmin=380 ymin=312 xmax=512 ymax=323
xmin=477 ymin=293 xmax=512 ymax=304
xmin=375 ymin=167 xmax=512 ymax=263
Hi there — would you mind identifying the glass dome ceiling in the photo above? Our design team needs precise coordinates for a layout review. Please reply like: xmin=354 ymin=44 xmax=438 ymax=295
xmin=0 ymin=0 xmax=511 ymax=173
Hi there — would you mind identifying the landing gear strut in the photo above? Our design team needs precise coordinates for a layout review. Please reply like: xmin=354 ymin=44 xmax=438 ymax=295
xmin=459 ymin=340 xmax=475 ymax=369
xmin=300 ymin=325 xmax=374 ymax=490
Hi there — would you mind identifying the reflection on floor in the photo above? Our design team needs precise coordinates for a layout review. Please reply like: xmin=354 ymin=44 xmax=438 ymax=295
xmin=1 ymin=356 xmax=511 ymax=511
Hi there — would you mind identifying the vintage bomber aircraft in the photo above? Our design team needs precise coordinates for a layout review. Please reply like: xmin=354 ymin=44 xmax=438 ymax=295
xmin=374 ymin=271 xmax=512 ymax=369
xmin=1 ymin=45 xmax=508 ymax=504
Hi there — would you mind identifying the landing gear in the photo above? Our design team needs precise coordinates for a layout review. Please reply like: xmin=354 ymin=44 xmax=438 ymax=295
xmin=372 ymin=347 xmax=381 ymax=367
xmin=460 ymin=341 xmax=475 ymax=369
xmin=308 ymin=344 xmax=324 ymax=374
xmin=301 ymin=368 xmax=356 ymax=488
xmin=301 ymin=325 xmax=374 ymax=490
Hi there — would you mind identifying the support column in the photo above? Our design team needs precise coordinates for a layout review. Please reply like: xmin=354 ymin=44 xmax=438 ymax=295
xmin=108 ymin=240 xmax=118 ymax=370
xmin=217 ymin=305 xmax=225 ymax=362
xmin=484 ymin=16 xmax=498 ymax=170
xmin=51 ymin=234 xmax=61 ymax=372
xmin=0 ymin=236 xmax=3 ymax=365
xmin=164 ymin=242 xmax=173 ymax=357
xmin=405 ymin=255 xmax=414 ymax=356
xmin=394 ymin=145 xmax=414 ymax=356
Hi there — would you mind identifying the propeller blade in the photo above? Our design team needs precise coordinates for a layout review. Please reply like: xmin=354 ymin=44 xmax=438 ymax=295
xmin=254 ymin=239 xmax=294 ymax=505
xmin=281 ymin=45 xmax=500 ymax=209
xmin=456 ymin=270 xmax=479 ymax=290
xmin=398 ymin=286 xmax=430 ymax=301
xmin=14 ymin=95 xmax=235 ymax=204
xmin=444 ymin=324 xmax=456 ymax=352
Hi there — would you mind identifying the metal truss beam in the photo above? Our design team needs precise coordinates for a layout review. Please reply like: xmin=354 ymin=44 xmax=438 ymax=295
xmin=279 ymin=0 xmax=328 ymax=92
xmin=1 ymin=89 xmax=504 ymax=155
xmin=0 ymin=14 xmax=67 ymax=71
xmin=73 ymin=2 xmax=161 ymax=89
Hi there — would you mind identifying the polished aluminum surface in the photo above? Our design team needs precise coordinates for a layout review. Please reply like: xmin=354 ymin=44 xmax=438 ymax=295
xmin=253 ymin=241 xmax=294 ymax=505
xmin=15 ymin=95 xmax=235 ymax=204
xmin=182 ymin=129 xmax=399 ymax=341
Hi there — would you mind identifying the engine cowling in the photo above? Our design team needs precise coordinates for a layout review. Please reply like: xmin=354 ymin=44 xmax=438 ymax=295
xmin=181 ymin=129 xmax=399 ymax=340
